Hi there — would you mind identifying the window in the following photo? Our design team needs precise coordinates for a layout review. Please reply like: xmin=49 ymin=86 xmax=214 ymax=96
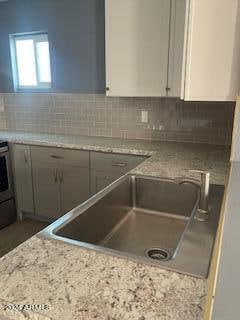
xmin=10 ymin=32 xmax=51 ymax=91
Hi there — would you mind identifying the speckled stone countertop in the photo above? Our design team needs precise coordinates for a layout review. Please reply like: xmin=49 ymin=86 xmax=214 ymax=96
xmin=0 ymin=130 xmax=230 ymax=184
xmin=0 ymin=131 xmax=231 ymax=319
xmin=0 ymin=236 xmax=207 ymax=320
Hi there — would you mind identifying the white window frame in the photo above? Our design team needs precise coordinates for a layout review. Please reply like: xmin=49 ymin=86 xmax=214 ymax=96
xmin=10 ymin=32 xmax=52 ymax=92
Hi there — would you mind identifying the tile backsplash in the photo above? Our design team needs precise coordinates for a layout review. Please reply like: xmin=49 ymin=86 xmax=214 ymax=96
xmin=0 ymin=93 xmax=235 ymax=145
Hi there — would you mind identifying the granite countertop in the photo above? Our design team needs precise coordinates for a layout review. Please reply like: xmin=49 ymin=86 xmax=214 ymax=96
xmin=0 ymin=131 xmax=231 ymax=320
xmin=0 ymin=236 xmax=207 ymax=320
xmin=0 ymin=130 xmax=230 ymax=185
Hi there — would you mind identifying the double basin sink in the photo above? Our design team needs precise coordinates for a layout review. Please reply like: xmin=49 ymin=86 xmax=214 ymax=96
xmin=42 ymin=174 xmax=224 ymax=278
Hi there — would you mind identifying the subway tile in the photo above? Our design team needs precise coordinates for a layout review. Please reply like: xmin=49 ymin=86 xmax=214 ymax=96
xmin=0 ymin=93 xmax=234 ymax=145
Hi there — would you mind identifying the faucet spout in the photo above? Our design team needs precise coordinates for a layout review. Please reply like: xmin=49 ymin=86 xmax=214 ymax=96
xmin=174 ymin=177 xmax=201 ymax=187
xmin=175 ymin=170 xmax=210 ymax=220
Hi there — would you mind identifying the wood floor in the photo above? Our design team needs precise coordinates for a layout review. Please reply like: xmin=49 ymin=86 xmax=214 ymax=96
xmin=0 ymin=218 xmax=49 ymax=258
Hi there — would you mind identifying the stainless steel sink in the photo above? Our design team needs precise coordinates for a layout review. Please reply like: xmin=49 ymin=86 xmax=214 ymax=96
xmin=41 ymin=174 xmax=224 ymax=278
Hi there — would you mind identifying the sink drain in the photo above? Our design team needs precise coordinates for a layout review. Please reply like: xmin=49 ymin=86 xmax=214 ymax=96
xmin=145 ymin=248 xmax=171 ymax=261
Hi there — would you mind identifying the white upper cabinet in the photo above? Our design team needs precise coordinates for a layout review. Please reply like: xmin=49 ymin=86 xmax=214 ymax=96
xmin=105 ymin=0 xmax=176 ymax=97
xmin=168 ymin=0 xmax=186 ymax=97
xmin=182 ymin=0 xmax=240 ymax=101
xmin=106 ymin=0 xmax=240 ymax=101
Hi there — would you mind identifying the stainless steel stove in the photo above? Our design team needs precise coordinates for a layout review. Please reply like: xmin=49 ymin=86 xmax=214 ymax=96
xmin=0 ymin=140 xmax=16 ymax=229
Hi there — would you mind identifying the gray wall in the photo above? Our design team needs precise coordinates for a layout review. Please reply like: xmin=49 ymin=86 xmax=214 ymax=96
xmin=211 ymin=98 xmax=239 ymax=319
xmin=211 ymin=162 xmax=240 ymax=320
xmin=0 ymin=0 xmax=105 ymax=93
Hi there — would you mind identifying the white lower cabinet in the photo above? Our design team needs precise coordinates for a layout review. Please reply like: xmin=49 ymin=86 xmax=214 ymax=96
xmin=90 ymin=152 xmax=147 ymax=195
xmin=11 ymin=144 xmax=34 ymax=215
xmin=32 ymin=163 xmax=90 ymax=219
xmin=12 ymin=144 xmax=146 ymax=221
xmin=59 ymin=164 xmax=90 ymax=214
xmin=31 ymin=146 xmax=90 ymax=220
xmin=32 ymin=162 xmax=61 ymax=219
xmin=91 ymin=170 xmax=120 ymax=195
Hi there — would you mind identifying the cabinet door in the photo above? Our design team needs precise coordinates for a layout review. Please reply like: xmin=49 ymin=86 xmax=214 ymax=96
xmin=12 ymin=144 xmax=34 ymax=214
xmin=32 ymin=162 xmax=61 ymax=219
xmin=91 ymin=170 xmax=120 ymax=195
xmin=167 ymin=0 xmax=186 ymax=97
xmin=105 ymin=0 xmax=171 ymax=96
xmin=60 ymin=165 xmax=90 ymax=214
xmin=183 ymin=0 xmax=240 ymax=101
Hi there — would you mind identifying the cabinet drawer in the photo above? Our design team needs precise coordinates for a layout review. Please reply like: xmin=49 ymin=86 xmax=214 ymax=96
xmin=90 ymin=152 xmax=146 ymax=174
xmin=31 ymin=146 xmax=90 ymax=168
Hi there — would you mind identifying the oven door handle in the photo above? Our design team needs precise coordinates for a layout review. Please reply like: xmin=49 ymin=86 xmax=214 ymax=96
xmin=0 ymin=147 xmax=9 ymax=154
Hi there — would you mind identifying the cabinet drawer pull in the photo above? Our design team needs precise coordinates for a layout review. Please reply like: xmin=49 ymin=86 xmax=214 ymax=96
xmin=50 ymin=154 xmax=63 ymax=159
xmin=59 ymin=169 xmax=63 ymax=183
xmin=24 ymin=150 xmax=28 ymax=163
xmin=54 ymin=169 xmax=58 ymax=182
xmin=111 ymin=162 xmax=127 ymax=167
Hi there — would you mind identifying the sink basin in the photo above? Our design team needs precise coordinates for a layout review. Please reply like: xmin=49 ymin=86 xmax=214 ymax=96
xmin=41 ymin=174 xmax=224 ymax=278
xmin=55 ymin=176 xmax=198 ymax=259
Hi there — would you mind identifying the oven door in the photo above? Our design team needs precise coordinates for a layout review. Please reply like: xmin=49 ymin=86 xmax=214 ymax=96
xmin=0 ymin=149 xmax=13 ymax=203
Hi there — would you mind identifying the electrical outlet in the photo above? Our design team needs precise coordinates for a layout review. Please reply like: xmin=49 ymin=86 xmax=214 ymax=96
xmin=141 ymin=110 xmax=148 ymax=123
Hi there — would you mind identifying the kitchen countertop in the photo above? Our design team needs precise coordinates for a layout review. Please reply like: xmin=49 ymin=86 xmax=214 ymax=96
xmin=0 ymin=130 xmax=230 ymax=185
xmin=0 ymin=131 xmax=231 ymax=319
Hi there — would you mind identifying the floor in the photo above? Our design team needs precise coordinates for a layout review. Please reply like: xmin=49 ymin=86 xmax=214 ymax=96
xmin=0 ymin=218 xmax=49 ymax=258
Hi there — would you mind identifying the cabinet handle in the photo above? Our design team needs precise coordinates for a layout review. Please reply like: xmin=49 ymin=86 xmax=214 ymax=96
xmin=24 ymin=150 xmax=28 ymax=163
xmin=50 ymin=154 xmax=63 ymax=159
xmin=111 ymin=162 xmax=127 ymax=167
xmin=59 ymin=169 xmax=63 ymax=183
xmin=54 ymin=169 xmax=58 ymax=182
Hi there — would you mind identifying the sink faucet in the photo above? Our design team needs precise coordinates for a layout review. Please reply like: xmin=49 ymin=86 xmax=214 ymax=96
xmin=175 ymin=170 xmax=210 ymax=221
